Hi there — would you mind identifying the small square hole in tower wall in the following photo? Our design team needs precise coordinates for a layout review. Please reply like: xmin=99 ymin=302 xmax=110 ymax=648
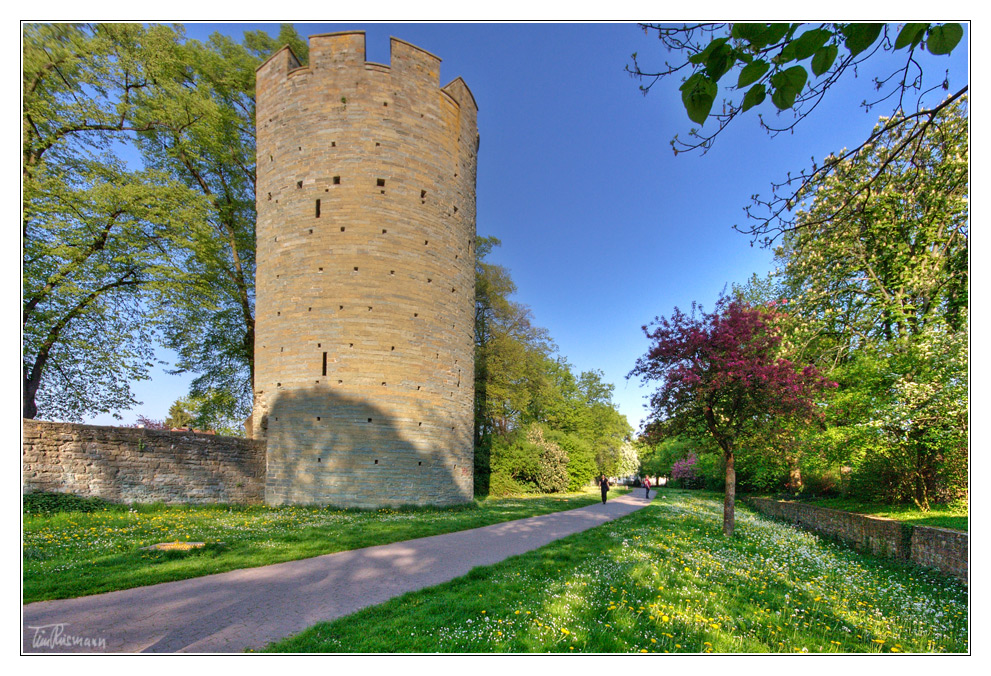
xmin=377 ymin=178 xmax=385 ymax=187
xmin=333 ymin=176 xmax=341 ymax=185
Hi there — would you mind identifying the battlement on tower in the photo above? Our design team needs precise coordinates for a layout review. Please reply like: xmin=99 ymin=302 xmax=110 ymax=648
xmin=256 ymin=31 xmax=476 ymax=113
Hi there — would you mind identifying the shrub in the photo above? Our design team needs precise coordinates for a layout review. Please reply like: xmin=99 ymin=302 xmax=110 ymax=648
xmin=23 ymin=492 xmax=123 ymax=515
xmin=671 ymin=452 xmax=707 ymax=489
xmin=547 ymin=430 xmax=597 ymax=491
xmin=488 ymin=471 xmax=527 ymax=497
xmin=801 ymin=467 xmax=843 ymax=498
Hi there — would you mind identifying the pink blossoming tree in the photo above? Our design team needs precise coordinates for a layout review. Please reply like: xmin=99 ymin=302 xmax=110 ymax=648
xmin=630 ymin=297 xmax=835 ymax=535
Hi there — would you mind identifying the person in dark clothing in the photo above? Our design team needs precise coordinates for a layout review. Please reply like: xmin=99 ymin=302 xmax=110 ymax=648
xmin=598 ymin=474 xmax=610 ymax=504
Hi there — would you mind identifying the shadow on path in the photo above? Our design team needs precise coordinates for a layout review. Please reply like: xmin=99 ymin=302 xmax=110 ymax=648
xmin=23 ymin=491 xmax=653 ymax=653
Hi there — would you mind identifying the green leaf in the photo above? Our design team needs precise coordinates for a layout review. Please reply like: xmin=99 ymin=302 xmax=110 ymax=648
xmin=680 ymin=72 xmax=717 ymax=124
xmin=705 ymin=42 xmax=737 ymax=82
xmin=737 ymin=60 xmax=770 ymax=88
xmin=770 ymin=66 xmax=808 ymax=110
xmin=741 ymin=83 xmax=766 ymax=112
xmin=811 ymin=44 xmax=838 ymax=76
xmin=895 ymin=23 xmax=929 ymax=50
xmin=927 ymin=23 xmax=963 ymax=55
xmin=731 ymin=23 xmax=767 ymax=44
xmin=842 ymin=23 xmax=883 ymax=56
xmin=759 ymin=23 xmax=792 ymax=47
xmin=689 ymin=38 xmax=727 ymax=65
xmin=785 ymin=28 xmax=832 ymax=61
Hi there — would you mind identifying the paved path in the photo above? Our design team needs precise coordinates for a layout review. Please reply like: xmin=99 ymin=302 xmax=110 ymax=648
xmin=23 ymin=490 xmax=654 ymax=653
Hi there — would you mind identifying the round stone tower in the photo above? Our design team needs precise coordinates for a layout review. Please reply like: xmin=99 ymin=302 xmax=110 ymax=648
xmin=252 ymin=32 xmax=478 ymax=507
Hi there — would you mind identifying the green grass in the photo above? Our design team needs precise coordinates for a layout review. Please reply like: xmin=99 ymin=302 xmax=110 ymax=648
xmin=22 ymin=486 xmax=627 ymax=604
xmin=263 ymin=489 xmax=968 ymax=654
xmin=790 ymin=497 xmax=968 ymax=532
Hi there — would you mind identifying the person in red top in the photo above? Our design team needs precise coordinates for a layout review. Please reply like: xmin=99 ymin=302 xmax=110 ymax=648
xmin=643 ymin=476 xmax=651 ymax=498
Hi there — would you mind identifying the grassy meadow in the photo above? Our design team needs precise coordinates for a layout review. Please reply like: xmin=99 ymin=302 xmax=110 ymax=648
xmin=264 ymin=490 xmax=968 ymax=654
xmin=22 ymin=486 xmax=626 ymax=604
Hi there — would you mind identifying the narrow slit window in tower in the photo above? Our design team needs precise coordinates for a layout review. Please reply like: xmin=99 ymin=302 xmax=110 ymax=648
xmin=322 ymin=352 xmax=327 ymax=376
xmin=315 ymin=199 xmax=321 ymax=217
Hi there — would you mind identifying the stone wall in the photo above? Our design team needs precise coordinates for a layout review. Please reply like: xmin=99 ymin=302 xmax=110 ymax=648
xmin=22 ymin=420 xmax=266 ymax=504
xmin=747 ymin=498 xmax=967 ymax=581
xmin=911 ymin=525 xmax=968 ymax=581
xmin=252 ymin=32 xmax=477 ymax=507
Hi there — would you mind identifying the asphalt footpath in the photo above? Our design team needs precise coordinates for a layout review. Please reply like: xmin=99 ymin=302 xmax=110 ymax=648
xmin=23 ymin=489 xmax=654 ymax=653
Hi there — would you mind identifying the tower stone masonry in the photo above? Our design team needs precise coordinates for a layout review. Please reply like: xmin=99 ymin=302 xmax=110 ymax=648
xmin=252 ymin=32 xmax=478 ymax=506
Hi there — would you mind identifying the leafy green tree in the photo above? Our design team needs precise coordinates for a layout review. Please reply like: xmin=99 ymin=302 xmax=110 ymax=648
xmin=23 ymin=22 xmax=307 ymax=425
xmin=473 ymin=238 xmax=630 ymax=494
xmin=22 ymin=23 xmax=210 ymax=420
xmin=773 ymin=101 xmax=968 ymax=508
xmin=546 ymin=430 xmax=597 ymax=491
xmin=136 ymin=24 xmax=309 ymax=427
xmin=638 ymin=436 xmax=695 ymax=479
xmin=629 ymin=22 xmax=966 ymax=245
xmin=474 ymin=237 xmax=555 ymax=443
xmin=163 ymin=390 xmax=245 ymax=435
xmin=164 ymin=397 xmax=196 ymax=429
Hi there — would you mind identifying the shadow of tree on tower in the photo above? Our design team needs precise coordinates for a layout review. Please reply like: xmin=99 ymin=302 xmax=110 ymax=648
xmin=264 ymin=386 xmax=472 ymax=508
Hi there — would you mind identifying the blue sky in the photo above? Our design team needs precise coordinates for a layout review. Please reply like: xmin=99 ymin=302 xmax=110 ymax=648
xmin=84 ymin=21 xmax=970 ymax=433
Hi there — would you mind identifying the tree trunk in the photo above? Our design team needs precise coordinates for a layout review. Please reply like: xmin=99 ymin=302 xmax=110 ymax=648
xmin=723 ymin=449 xmax=736 ymax=537
xmin=787 ymin=455 xmax=803 ymax=493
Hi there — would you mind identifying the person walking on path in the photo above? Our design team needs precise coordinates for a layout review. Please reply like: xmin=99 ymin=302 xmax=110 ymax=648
xmin=598 ymin=474 xmax=610 ymax=504
xmin=643 ymin=476 xmax=651 ymax=498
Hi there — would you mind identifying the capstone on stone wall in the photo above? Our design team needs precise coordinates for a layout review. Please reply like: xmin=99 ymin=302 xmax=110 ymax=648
xmin=747 ymin=498 xmax=967 ymax=582
xmin=252 ymin=32 xmax=478 ymax=507
xmin=22 ymin=420 xmax=266 ymax=504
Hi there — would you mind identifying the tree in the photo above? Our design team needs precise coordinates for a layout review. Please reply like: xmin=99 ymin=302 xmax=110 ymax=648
xmin=23 ymin=23 xmax=306 ymax=424
xmin=22 ymin=23 xmax=210 ymax=420
xmin=474 ymin=236 xmax=556 ymax=440
xmin=137 ymin=25 xmax=309 ymax=425
xmin=473 ymin=237 xmax=631 ymax=495
xmin=628 ymin=22 xmax=967 ymax=245
xmin=630 ymin=298 xmax=834 ymax=535
xmin=772 ymin=101 xmax=968 ymax=508
xmin=164 ymin=397 xmax=196 ymax=429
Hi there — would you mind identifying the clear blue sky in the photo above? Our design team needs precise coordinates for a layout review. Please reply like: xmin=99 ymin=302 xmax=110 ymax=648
xmin=85 ymin=21 xmax=969 ymax=433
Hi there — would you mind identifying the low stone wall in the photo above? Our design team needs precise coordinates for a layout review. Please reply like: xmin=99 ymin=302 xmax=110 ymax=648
xmin=747 ymin=498 xmax=967 ymax=582
xmin=22 ymin=419 xmax=266 ymax=504
xmin=911 ymin=525 xmax=968 ymax=581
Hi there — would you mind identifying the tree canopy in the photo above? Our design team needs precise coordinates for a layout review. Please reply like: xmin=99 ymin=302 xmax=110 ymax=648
xmin=23 ymin=23 xmax=210 ymax=420
xmin=628 ymin=22 xmax=967 ymax=245
xmin=474 ymin=238 xmax=632 ymax=495
xmin=630 ymin=297 xmax=834 ymax=534
xmin=22 ymin=22 xmax=305 ymax=427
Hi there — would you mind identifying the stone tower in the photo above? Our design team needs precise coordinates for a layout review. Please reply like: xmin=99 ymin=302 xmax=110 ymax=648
xmin=252 ymin=32 xmax=478 ymax=507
